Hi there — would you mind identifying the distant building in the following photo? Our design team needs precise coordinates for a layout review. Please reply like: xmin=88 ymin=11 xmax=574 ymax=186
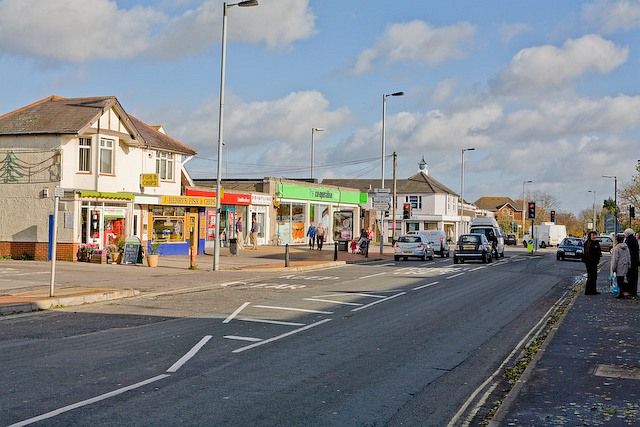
xmin=473 ymin=196 xmax=523 ymax=234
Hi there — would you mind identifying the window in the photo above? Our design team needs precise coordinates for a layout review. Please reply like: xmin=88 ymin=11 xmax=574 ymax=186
xmin=405 ymin=195 xmax=422 ymax=209
xmin=156 ymin=151 xmax=174 ymax=180
xmin=99 ymin=138 xmax=114 ymax=174
xmin=78 ymin=137 xmax=91 ymax=172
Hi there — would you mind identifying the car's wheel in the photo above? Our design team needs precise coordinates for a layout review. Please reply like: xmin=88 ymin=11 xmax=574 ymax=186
xmin=403 ymin=257 xmax=408 ymax=261
xmin=540 ymin=241 xmax=547 ymax=248
xmin=446 ymin=250 xmax=450 ymax=258
xmin=523 ymin=241 xmax=527 ymax=247
xmin=500 ymin=251 xmax=504 ymax=258
xmin=421 ymin=252 xmax=426 ymax=261
xmin=488 ymin=253 xmax=493 ymax=263
xmin=394 ymin=256 xmax=400 ymax=261
xmin=556 ymin=254 xmax=561 ymax=260
xmin=453 ymin=257 xmax=459 ymax=264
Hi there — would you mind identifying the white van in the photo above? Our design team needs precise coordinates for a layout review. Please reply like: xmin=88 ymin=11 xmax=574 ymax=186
xmin=407 ymin=230 xmax=450 ymax=257
xmin=470 ymin=217 xmax=505 ymax=258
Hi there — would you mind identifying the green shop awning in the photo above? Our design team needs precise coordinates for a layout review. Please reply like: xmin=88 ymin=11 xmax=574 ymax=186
xmin=80 ymin=191 xmax=134 ymax=201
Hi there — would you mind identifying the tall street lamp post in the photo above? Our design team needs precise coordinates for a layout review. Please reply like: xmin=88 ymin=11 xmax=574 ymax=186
xmin=459 ymin=148 xmax=475 ymax=234
xmin=214 ymin=0 xmax=259 ymax=272
xmin=310 ymin=127 xmax=325 ymax=180
xmin=588 ymin=190 xmax=596 ymax=232
xmin=521 ymin=180 xmax=533 ymax=236
xmin=380 ymin=91 xmax=404 ymax=255
xmin=602 ymin=175 xmax=618 ymax=234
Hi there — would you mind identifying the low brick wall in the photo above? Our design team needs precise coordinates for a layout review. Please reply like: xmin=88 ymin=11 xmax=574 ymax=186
xmin=0 ymin=242 xmax=78 ymax=261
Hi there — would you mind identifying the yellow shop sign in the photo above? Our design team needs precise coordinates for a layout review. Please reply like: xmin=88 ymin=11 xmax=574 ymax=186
xmin=140 ymin=174 xmax=159 ymax=187
xmin=160 ymin=195 xmax=216 ymax=207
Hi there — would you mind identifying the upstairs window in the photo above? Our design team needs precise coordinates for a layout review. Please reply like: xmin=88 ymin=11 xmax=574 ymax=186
xmin=156 ymin=151 xmax=174 ymax=181
xmin=78 ymin=137 xmax=91 ymax=172
xmin=406 ymin=195 xmax=422 ymax=209
xmin=99 ymin=138 xmax=114 ymax=174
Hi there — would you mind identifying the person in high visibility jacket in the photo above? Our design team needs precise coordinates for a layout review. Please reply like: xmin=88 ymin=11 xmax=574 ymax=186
xmin=527 ymin=238 xmax=535 ymax=254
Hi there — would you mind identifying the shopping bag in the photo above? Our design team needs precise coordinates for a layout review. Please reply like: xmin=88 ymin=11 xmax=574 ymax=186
xmin=609 ymin=274 xmax=620 ymax=296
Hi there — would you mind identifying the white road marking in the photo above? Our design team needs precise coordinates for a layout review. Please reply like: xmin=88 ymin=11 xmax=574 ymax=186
xmin=0 ymin=271 xmax=48 ymax=277
xmin=419 ymin=262 xmax=435 ymax=267
xmin=8 ymin=374 xmax=170 ymax=427
xmin=351 ymin=292 xmax=406 ymax=312
xmin=166 ymin=335 xmax=212 ymax=373
xmin=237 ymin=318 xmax=306 ymax=326
xmin=253 ymin=305 xmax=333 ymax=315
xmin=313 ymin=292 xmax=386 ymax=299
xmin=223 ymin=302 xmax=250 ymax=323
xmin=381 ymin=263 xmax=395 ymax=266
xmin=224 ymin=335 xmax=262 ymax=342
xmin=304 ymin=298 xmax=363 ymax=306
xmin=446 ymin=272 xmax=465 ymax=279
xmin=412 ymin=281 xmax=439 ymax=290
xmin=358 ymin=272 xmax=386 ymax=280
xmin=232 ymin=319 xmax=332 ymax=353
xmin=468 ymin=266 xmax=485 ymax=271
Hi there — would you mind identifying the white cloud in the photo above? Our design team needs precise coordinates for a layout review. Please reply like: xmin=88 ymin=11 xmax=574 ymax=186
xmin=495 ymin=34 xmax=628 ymax=95
xmin=431 ymin=79 xmax=456 ymax=104
xmin=0 ymin=0 xmax=315 ymax=62
xmin=349 ymin=20 xmax=476 ymax=74
xmin=583 ymin=0 xmax=640 ymax=32
xmin=499 ymin=22 xmax=532 ymax=44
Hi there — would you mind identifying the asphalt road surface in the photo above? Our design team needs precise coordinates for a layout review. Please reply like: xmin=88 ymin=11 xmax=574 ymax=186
xmin=1 ymin=249 xmax=588 ymax=426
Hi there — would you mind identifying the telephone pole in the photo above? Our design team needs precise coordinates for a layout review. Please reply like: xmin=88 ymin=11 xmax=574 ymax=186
xmin=392 ymin=152 xmax=397 ymax=243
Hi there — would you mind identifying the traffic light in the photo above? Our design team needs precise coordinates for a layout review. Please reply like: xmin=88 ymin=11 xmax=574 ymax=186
xmin=527 ymin=202 xmax=536 ymax=219
xmin=550 ymin=210 xmax=556 ymax=223
xmin=402 ymin=203 xmax=411 ymax=219
xmin=631 ymin=205 xmax=635 ymax=219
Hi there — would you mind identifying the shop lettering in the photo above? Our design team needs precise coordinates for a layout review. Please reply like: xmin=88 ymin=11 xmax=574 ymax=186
xmin=313 ymin=191 xmax=333 ymax=199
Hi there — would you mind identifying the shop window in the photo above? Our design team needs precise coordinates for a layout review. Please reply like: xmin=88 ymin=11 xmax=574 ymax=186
xmin=99 ymin=138 xmax=114 ymax=174
xmin=152 ymin=217 xmax=185 ymax=242
xmin=333 ymin=211 xmax=353 ymax=240
xmin=156 ymin=151 xmax=174 ymax=181
xmin=78 ymin=137 xmax=91 ymax=172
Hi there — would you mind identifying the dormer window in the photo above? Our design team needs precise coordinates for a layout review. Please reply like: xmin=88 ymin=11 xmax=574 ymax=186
xmin=156 ymin=151 xmax=174 ymax=181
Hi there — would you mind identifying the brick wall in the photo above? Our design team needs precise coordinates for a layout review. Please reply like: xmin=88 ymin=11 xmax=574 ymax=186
xmin=0 ymin=242 xmax=78 ymax=261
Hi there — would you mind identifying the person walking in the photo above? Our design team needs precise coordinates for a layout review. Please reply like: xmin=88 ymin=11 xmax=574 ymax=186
xmin=623 ymin=228 xmax=638 ymax=297
xmin=235 ymin=217 xmax=244 ymax=250
xmin=316 ymin=223 xmax=325 ymax=250
xmin=250 ymin=217 xmax=260 ymax=250
xmin=583 ymin=231 xmax=602 ymax=295
xmin=610 ymin=234 xmax=631 ymax=299
xmin=306 ymin=224 xmax=317 ymax=250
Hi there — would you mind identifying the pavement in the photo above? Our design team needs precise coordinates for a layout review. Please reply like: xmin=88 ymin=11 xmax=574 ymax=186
xmin=1 ymin=245 xmax=639 ymax=425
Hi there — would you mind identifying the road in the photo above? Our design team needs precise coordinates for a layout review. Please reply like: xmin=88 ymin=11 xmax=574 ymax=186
xmin=1 ymin=249 xmax=588 ymax=426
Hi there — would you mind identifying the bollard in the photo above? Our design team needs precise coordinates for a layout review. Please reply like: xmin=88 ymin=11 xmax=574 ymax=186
xmin=285 ymin=243 xmax=290 ymax=267
xmin=334 ymin=241 xmax=338 ymax=261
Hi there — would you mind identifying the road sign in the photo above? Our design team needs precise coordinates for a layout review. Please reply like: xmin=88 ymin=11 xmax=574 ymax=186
xmin=54 ymin=187 xmax=64 ymax=198
xmin=374 ymin=188 xmax=391 ymax=193
xmin=373 ymin=194 xmax=392 ymax=203
xmin=373 ymin=201 xmax=390 ymax=210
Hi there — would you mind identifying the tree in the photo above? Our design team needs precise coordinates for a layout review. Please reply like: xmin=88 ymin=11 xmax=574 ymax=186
xmin=496 ymin=210 xmax=515 ymax=233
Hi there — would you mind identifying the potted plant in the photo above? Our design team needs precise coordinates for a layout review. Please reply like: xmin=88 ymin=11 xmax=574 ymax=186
xmin=147 ymin=241 xmax=161 ymax=267
xmin=90 ymin=248 xmax=107 ymax=264
xmin=76 ymin=244 xmax=94 ymax=262
xmin=114 ymin=237 xmax=126 ymax=264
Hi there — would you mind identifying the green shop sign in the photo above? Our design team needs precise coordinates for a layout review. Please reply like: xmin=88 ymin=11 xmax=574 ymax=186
xmin=278 ymin=184 xmax=367 ymax=204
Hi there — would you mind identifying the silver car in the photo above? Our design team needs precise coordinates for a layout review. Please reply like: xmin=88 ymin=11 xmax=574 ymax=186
xmin=394 ymin=235 xmax=434 ymax=261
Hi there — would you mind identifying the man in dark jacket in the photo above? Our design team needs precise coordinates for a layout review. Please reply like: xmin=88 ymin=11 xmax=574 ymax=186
xmin=624 ymin=228 xmax=638 ymax=297
xmin=583 ymin=231 xmax=602 ymax=295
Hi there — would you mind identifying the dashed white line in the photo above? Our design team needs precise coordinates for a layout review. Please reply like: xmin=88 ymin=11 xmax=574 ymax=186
xmin=253 ymin=305 xmax=333 ymax=315
xmin=233 ymin=319 xmax=332 ymax=353
xmin=413 ymin=281 xmax=439 ymax=291
xmin=224 ymin=335 xmax=262 ymax=342
xmin=304 ymin=298 xmax=363 ymax=306
xmin=313 ymin=292 xmax=387 ymax=299
xmin=359 ymin=272 xmax=386 ymax=280
xmin=447 ymin=272 xmax=465 ymax=279
xmin=468 ymin=266 xmax=485 ymax=271
xmin=166 ymin=335 xmax=212 ymax=373
xmin=237 ymin=318 xmax=306 ymax=326
xmin=8 ymin=374 xmax=171 ymax=427
xmin=223 ymin=302 xmax=250 ymax=323
xmin=352 ymin=292 xmax=406 ymax=312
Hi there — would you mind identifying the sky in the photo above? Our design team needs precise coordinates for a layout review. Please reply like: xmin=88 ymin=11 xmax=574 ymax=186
xmin=1 ymin=0 xmax=640 ymax=215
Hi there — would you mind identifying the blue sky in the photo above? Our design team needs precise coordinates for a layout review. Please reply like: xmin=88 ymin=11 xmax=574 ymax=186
xmin=2 ymin=0 xmax=640 ymax=215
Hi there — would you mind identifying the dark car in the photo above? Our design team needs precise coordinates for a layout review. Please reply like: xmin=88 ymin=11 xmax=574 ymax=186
xmin=597 ymin=235 xmax=613 ymax=253
xmin=504 ymin=234 xmax=517 ymax=245
xmin=556 ymin=237 xmax=584 ymax=261
xmin=453 ymin=233 xmax=493 ymax=264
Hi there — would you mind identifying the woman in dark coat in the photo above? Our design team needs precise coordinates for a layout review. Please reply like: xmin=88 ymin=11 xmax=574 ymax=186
xmin=583 ymin=231 xmax=602 ymax=295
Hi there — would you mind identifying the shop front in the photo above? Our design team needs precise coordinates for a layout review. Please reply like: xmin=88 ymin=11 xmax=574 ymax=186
xmin=249 ymin=193 xmax=272 ymax=246
xmin=78 ymin=191 xmax=134 ymax=249
xmin=274 ymin=183 xmax=367 ymax=245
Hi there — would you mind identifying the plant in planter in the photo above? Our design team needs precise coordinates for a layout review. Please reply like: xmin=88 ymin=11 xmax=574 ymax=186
xmin=114 ymin=237 xmax=126 ymax=264
xmin=90 ymin=248 xmax=107 ymax=264
xmin=146 ymin=241 xmax=161 ymax=267
xmin=76 ymin=244 xmax=95 ymax=262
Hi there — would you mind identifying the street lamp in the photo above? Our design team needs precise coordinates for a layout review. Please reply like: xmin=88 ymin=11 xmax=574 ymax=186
xmin=521 ymin=180 xmax=533 ymax=236
xmin=310 ymin=127 xmax=325 ymax=180
xmin=381 ymin=91 xmax=404 ymax=255
xmin=588 ymin=190 xmax=596 ymax=232
xmin=602 ymin=175 xmax=618 ymax=234
xmin=213 ymin=0 xmax=259 ymax=272
xmin=460 ymin=148 xmax=475 ymax=233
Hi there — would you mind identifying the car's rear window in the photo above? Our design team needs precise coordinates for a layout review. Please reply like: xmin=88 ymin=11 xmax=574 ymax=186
xmin=459 ymin=235 xmax=480 ymax=244
xmin=562 ymin=238 xmax=582 ymax=246
xmin=398 ymin=236 xmax=421 ymax=243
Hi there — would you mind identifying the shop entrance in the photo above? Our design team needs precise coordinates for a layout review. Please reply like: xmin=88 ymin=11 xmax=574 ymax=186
xmin=81 ymin=203 xmax=128 ymax=248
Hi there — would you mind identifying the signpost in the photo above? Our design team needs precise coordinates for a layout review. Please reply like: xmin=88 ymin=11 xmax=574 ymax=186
xmin=374 ymin=189 xmax=391 ymax=249
xmin=49 ymin=186 xmax=64 ymax=297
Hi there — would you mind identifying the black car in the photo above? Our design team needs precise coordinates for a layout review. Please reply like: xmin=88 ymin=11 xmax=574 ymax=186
xmin=453 ymin=233 xmax=493 ymax=264
xmin=504 ymin=234 xmax=517 ymax=245
xmin=556 ymin=237 xmax=584 ymax=261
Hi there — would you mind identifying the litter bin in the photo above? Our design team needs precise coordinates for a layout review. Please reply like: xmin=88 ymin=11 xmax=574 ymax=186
xmin=229 ymin=238 xmax=238 ymax=255
xmin=338 ymin=240 xmax=348 ymax=252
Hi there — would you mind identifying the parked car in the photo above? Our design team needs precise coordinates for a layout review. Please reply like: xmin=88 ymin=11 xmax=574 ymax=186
xmin=597 ymin=235 xmax=613 ymax=253
xmin=453 ymin=233 xmax=493 ymax=264
xmin=407 ymin=230 xmax=450 ymax=257
xmin=394 ymin=235 xmax=434 ymax=261
xmin=556 ymin=237 xmax=584 ymax=261
xmin=504 ymin=234 xmax=517 ymax=245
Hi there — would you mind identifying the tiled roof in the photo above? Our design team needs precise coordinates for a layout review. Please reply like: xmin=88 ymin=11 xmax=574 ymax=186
xmin=474 ymin=196 xmax=521 ymax=212
xmin=322 ymin=171 xmax=458 ymax=195
xmin=0 ymin=95 xmax=196 ymax=155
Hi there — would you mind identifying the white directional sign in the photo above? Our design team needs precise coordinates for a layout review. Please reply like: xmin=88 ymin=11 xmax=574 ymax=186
xmin=374 ymin=188 xmax=391 ymax=193
xmin=373 ymin=194 xmax=392 ymax=203
xmin=373 ymin=201 xmax=391 ymax=210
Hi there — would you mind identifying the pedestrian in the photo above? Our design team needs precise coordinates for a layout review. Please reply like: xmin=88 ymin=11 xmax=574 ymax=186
xmin=610 ymin=234 xmax=630 ymax=299
xmin=316 ymin=223 xmax=325 ymax=250
xmin=624 ymin=228 xmax=638 ymax=297
xmin=219 ymin=228 xmax=226 ymax=248
xmin=250 ymin=217 xmax=260 ymax=250
xmin=350 ymin=239 xmax=357 ymax=254
xmin=583 ymin=230 xmax=602 ymax=295
xmin=306 ymin=224 xmax=317 ymax=249
xmin=235 ymin=217 xmax=244 ymax=250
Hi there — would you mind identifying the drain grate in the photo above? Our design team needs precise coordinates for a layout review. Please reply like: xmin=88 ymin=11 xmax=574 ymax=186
xmin=593 ymin=364 xmax=640 ymax=380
